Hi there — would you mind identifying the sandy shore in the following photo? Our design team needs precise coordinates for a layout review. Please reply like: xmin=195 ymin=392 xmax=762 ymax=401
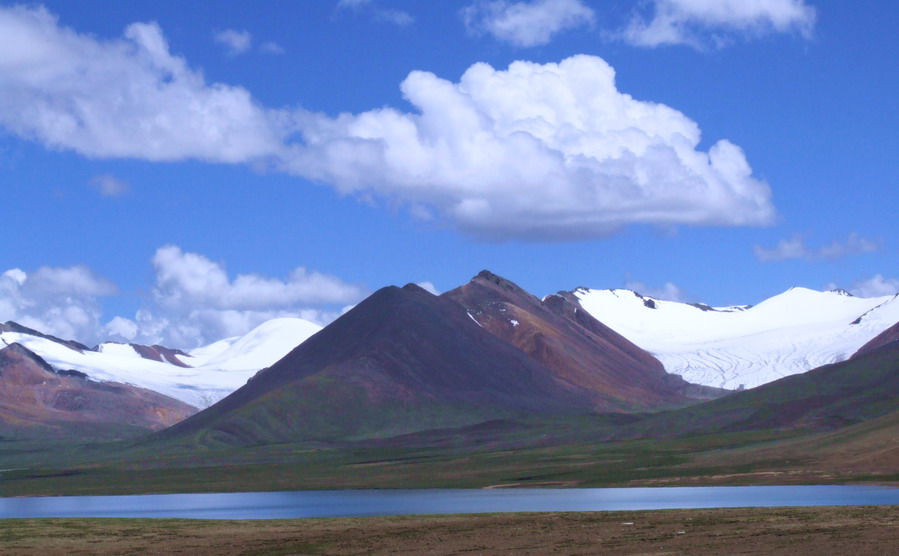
xmin=1 ymin=505 xmax=897 ymax=555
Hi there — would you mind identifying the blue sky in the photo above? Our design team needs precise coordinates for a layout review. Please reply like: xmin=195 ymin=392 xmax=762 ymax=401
xmin=1 ymin=0 xmax=897 ymax=348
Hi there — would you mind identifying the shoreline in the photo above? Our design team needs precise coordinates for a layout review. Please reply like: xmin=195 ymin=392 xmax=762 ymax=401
xmin=2 ymin=506 xmax=898 ymax=555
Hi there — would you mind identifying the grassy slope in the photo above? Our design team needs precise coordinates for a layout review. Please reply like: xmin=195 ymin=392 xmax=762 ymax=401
xmin=5 ymin=409 xmax=895 ymax=496
xmin=154 ymin=372 xmax=525 ymax=448
xmin=613 ymin=342 xmax=899 ymax=439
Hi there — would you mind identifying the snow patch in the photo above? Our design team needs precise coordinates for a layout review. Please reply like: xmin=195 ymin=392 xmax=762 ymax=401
xmin=575 ymin=287 xmax=899 ymax=389
xmin=0 ymin=317 xmax=322 ymax=407
xmin=467 ymin=312 xmax=484 ymax=328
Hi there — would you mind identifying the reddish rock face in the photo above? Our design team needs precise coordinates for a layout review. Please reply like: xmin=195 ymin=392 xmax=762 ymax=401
xmin=444 ymin=271 xmax=720 ymax=411
xmin=129 ymin=344 xmax=192 ymax=367
xmin=0 ymin=343 xmax=196 ymax=435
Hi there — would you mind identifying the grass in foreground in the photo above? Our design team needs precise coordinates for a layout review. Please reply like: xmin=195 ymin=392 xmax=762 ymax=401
xmin=0 ymin=432 xmax=823 ymax=496
xmin=2 ymin=423 xmax=894 ymax=497
xmin=2 ymin=410 xmax=897 ymax=497
xmin=2 ymin=506 xmax=898 ymax=555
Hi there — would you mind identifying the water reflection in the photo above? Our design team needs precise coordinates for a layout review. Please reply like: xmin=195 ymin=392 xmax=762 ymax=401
xmin=1 ymin=485 xmax=897 ymax=520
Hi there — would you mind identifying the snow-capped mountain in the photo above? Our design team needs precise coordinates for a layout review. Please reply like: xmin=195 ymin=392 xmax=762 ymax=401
xmin=573 ymin=287 xmax=899 ymax=389
xmin=0 ymin=318 xmax=322 ymax=407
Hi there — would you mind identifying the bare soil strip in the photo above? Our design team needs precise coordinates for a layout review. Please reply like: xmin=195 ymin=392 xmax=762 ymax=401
xmin=1 ymin=505 xmax=897 ymax=555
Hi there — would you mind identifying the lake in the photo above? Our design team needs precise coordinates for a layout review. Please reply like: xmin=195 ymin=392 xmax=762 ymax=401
xmin=1 ymin=485 xmax=897 ymax=520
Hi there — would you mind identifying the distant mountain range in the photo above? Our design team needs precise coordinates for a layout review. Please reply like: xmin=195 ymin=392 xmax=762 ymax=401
xmin=0 ymin=318 xmax=322 ymax=407
xmin=2 ymin=272 xmax=898 ymax=444
xmin=0 ymin=342 xmax=195 ymax=438
xmin=161 ymin=273 xmax=720 ymax=445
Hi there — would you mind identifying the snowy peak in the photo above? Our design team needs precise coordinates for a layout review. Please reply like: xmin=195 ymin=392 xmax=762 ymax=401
xmin=472 ymin=269 xmax=536 ymax=300
xmin=573 ymin=286 xmax=899 ymax=390
xmin=187 ymin=317 xmax=322 ymax=371
xmin=576 ymin=288 xmax=748 ymax=320
xmin=0 ymin=316 xmax=323 ymax=407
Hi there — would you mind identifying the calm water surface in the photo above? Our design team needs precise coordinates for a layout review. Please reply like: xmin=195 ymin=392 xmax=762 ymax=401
xmin=1 ymin=485 xmax=897 ymax=519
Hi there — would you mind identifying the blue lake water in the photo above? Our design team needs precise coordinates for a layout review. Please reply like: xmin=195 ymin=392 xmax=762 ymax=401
xmin=1 ymin=485 xmax=897 ymax=520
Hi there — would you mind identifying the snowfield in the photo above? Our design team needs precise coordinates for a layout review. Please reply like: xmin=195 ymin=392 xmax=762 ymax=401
xmin=0 ymin=317 xmax=322 ymax=407
xmin=574 ymin=287 xmax=899 ymax=390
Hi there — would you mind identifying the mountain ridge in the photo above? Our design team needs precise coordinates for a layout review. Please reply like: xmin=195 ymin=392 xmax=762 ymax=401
xmin=0 ymin=317 xmax=323 ymax=406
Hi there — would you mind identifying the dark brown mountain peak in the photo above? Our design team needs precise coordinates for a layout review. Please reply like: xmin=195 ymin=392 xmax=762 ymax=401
xmin=472 ymin=269 xmax=534 ymax=298
xmin=159 ymin=280 xmax=609 ymax=445
xmin=401 ymin=282 xmax=433 ymax=295
xmin=457 ymin=271 xmax=546 ymax=322
xmin=225 ymin=281 xmax=588 ymax=412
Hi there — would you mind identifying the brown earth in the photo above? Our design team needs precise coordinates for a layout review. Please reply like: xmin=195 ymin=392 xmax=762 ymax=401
xmin=1 ymin=506 xmax=897 ymax=555
xmin=444 ymin=270 xmax=724 ymax=411
xmin=0 ymin=342 xmax=196 ymax=434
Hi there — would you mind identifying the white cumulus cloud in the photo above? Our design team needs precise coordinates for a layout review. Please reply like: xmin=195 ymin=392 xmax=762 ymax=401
xmin=0 ymin=265 xmax=117 ymax=343
xmin=0 ymin=5 xmax=286 ymax=163
xmin=287 ymin=55 xmax=774 ymax=239
xmin=853 ymin=275 xmax=899 ymax=298
xmin=260 ymin=41 xmax=285 ymax=55
xmin=151 ymin=245 xmax=365 ymax=311
xmin=754 ymin=232 xmax=880 ymax=262
xmin=416 ymin=281 xmax=440 ymax=295
xmin=337 ymin=0 xmax=413 ymax=26
xmin=0 ymin=7 xmax=776 ymax=241
xmin=829 ymin=275 xmax=899 ymax=298
xmin=625 ymin=279 xmax=688 ymax=302
xmin=89 ymin=174 xmax=129 ymax=197
xmin=462 ymin=0 xmax=595 ymax=47
xmin=0 ymin=248 xmax=368 ymax=349
xmin=213 ymin=29 xmax=252 ymax=55
xmin=622 ymin=0 xmax=817 ymax=48
xmin=110 ymin=246 xmax=369 ymax=348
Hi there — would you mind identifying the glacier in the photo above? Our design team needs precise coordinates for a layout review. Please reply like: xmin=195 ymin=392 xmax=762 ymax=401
xmin=0 ymin=317 xmax=322 ymax=407
xmin=575 ymin=287 xmax=899 ymax=390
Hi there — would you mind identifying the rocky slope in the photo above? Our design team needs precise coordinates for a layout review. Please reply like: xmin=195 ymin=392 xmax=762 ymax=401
xmin=444 ymin=271 xmax=724 ymax=410
xmin=0 ymin=342 xmax=195 ymax=438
